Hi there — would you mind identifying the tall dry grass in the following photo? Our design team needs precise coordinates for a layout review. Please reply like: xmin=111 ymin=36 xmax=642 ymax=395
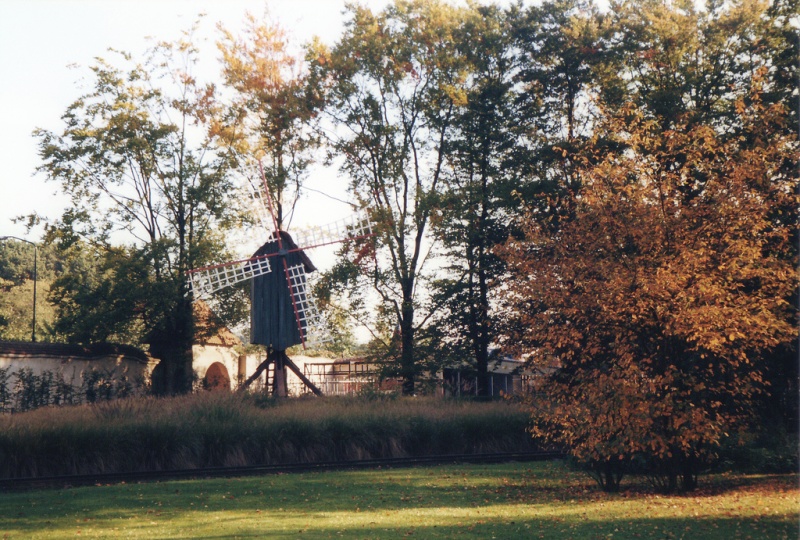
xmin=0 ymin=393 xmax=538 ymax=478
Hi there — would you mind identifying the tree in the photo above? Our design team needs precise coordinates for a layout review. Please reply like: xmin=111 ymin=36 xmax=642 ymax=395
xmin=499 ymin=92 xmax=797 ymax=492
xmin=594 ymin=0 xmax=800 ymax=430
xmin=35 ymin=26 xmax=235 ymax=393
xmin=309 ymin=0 xmax=467 ymax=394
xmin=427 ymin=3 xmax=518 ymax=396
xmin=216 ymin=13 xmax=320 ymax=229
xmin=757 ymin=0 xmax=798 ymax=124
xmin=606 ymin=0 xmax=776 ymax=133
xmin=46 ymin=241 xmax=150 ymax=345
xmin=510 ymin=0 xmax=606 ymax=198
xmin=0 ymin=240 xmax=56 ymax=341
xmin=513 ymin=0 xmax=604 ymax=146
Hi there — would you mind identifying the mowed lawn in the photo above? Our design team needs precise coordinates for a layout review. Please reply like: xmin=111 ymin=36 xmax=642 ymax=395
xmin=1 ymin=461 xmax=797 ymax=539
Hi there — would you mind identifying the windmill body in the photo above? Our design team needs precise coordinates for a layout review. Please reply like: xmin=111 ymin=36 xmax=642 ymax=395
xmin=250 ymin=231 xmax=315 ymax=350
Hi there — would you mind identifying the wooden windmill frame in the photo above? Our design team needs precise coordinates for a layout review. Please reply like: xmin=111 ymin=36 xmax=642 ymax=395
xmin=187 ymin=163 xmax=374 ymax=396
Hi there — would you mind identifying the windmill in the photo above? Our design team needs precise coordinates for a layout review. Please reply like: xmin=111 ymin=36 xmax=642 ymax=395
xmin=187 ymin=163 xmax=374 ymax=396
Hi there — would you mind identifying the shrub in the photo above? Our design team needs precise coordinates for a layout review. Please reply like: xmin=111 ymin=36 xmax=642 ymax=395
xmin=715 ymin=429 xmax=799 ymax=474
xmin=0 ymin=368 xmax=147 ymax=413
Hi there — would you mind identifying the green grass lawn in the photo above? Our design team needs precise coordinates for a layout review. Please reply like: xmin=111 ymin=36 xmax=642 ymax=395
xmin=1 ymin=461 xmax=797 ymax=539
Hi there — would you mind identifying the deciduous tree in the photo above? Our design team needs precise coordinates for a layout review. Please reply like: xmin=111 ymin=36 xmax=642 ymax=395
xmin=500 ymin=93 xmax=797 ymax=492
xmin=216 ymin=14 xmax=320 ymax=228
xmin=606 ymin=0 xmax=776 ymax=133
xmin=35 ymin=26 xmax=235 ymax=393
xmin=309 ymin=0 xmax=467 ymax=394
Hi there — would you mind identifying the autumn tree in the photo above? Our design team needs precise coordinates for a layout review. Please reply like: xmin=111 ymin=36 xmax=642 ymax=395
xmin=216 ymin=14 xmax=319 ymax=229
xmin=500 ymin=90 xmax=797 ymax=492
xmin=594 ymin=0 xmax=800 ymax=427
xmin=35 ymin=27 xmax=235 ymax=393
xmin=309 ymin=0 xmax=468 ymax=394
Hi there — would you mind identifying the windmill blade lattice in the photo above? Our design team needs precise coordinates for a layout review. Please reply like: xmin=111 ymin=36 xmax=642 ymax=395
xmin=286 ymin=264 xmax=332 ymax=347
xmin=188 ymin=255 xmax=272 ymax=299
xmin=292 ymin=210 xmax=374 ymax=249
xmin=245 ymin=182 xmax=277 ymax=234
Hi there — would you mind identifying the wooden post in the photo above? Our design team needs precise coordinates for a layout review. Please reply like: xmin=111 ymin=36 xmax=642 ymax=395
xmin=238 ymin=354 xmax=247 ymax=386
xmin=272 ymin=350 xmax=289 ymax=397
xmin=284 ymin=356 xmax=323 ymax=396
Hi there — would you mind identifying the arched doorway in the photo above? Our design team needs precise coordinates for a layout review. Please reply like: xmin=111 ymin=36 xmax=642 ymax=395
xmin=204 ymin=362 xmax=231 ymax=391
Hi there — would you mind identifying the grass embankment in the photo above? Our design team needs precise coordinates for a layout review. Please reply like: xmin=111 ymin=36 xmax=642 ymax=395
xmin=1 ymin=461 xmax=797 ymax=539
xmin=0 ymin=393 xmax=537 ymax=479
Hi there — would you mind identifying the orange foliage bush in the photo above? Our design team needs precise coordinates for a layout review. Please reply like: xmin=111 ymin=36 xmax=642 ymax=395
xmin=500 ymin=94 xmax=797 ymax=492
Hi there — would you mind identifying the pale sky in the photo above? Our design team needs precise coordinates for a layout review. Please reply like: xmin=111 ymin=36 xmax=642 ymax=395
xmin=0 ymin=0 xmax=394 ymax=245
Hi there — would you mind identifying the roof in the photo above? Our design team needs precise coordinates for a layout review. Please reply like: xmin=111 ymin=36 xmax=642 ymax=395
xmin=0 ymin=341 xmax=151 ymax=364
xmin=193 ymin=301 xmax=242 ymax=348
xmin=251 ymin=231 xmax=316 ymax=273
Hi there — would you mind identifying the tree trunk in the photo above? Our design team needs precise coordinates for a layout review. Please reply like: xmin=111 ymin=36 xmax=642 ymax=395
xmin=474 ymin=138 xmax=493 ymax=398
xmin=474 ymin=248 xmax=491 ymax=398
xmin=150 ymin=294 xmax=195 ymax=395
xmin=400 ymin=297 xmax=415 ymax=395
xmin=681 ymin=469 xmax=698 ymax=492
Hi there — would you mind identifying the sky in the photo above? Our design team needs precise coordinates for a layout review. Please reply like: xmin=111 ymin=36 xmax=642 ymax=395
xmin=0 ymin=0 xmax=395 ymax=247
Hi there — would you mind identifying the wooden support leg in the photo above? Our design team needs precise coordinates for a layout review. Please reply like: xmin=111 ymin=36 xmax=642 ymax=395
xmin=239 ymin=353 xmax=273 ymax=391
xmin=273 ymin=350 xmax=289 ymax=397
xmin=284 ymin=356 xmax=323 ymax=396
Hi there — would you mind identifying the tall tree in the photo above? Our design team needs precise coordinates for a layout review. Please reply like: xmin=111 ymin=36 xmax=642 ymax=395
xmin=309 ymin=0 xmax=466 ymax=394
xmin=607 ymin=0 xmax=775 ymax=133
xmin=511 ymin=0 xmax=605 ymax=200
xmin=35 ymin=26 xmax=235 ymax=393
xmin=499 ymin=93 xmax=798 ymax=492
xmin=755 ymin=0 xmax=798 ymax=133
xmin=428 ymin=3 xmax=517 ymax=396
xmin=216 ymin=13 xmax=320 ymax=229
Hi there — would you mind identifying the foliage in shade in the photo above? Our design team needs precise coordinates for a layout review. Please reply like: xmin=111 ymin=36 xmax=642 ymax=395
xmin=0 ymin=367 xmax=148 ymax=413
xmin=426 ymin=3 xmax=518 ymax=396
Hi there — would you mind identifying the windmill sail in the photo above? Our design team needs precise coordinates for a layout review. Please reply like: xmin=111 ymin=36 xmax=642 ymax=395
xmin=188 ymin=256 xmax=272 ymax=298
xmin=245 ymin=182 xmax=277 ymax=233
xmin=286 ymin=264 xmax=332 ymax=347
xmin=188 ymin=170 xmax=375 ymax=350
xmin=292 ymin=210 xmax=374 ymax=249
xmin=184 ymin=161 xmax=377 ymax=396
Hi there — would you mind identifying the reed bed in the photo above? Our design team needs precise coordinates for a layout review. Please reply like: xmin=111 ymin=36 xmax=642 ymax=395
xmin=0 ymin=393 xmax=537 ymax=478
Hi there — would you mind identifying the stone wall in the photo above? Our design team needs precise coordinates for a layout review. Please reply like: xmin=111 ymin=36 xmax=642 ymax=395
xmin=0 ymin=342 xmax=154 ymax=410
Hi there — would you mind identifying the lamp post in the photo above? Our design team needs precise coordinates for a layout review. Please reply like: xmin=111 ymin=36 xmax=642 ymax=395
xmin=0 ymin=236 xmax=37 ymax=342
